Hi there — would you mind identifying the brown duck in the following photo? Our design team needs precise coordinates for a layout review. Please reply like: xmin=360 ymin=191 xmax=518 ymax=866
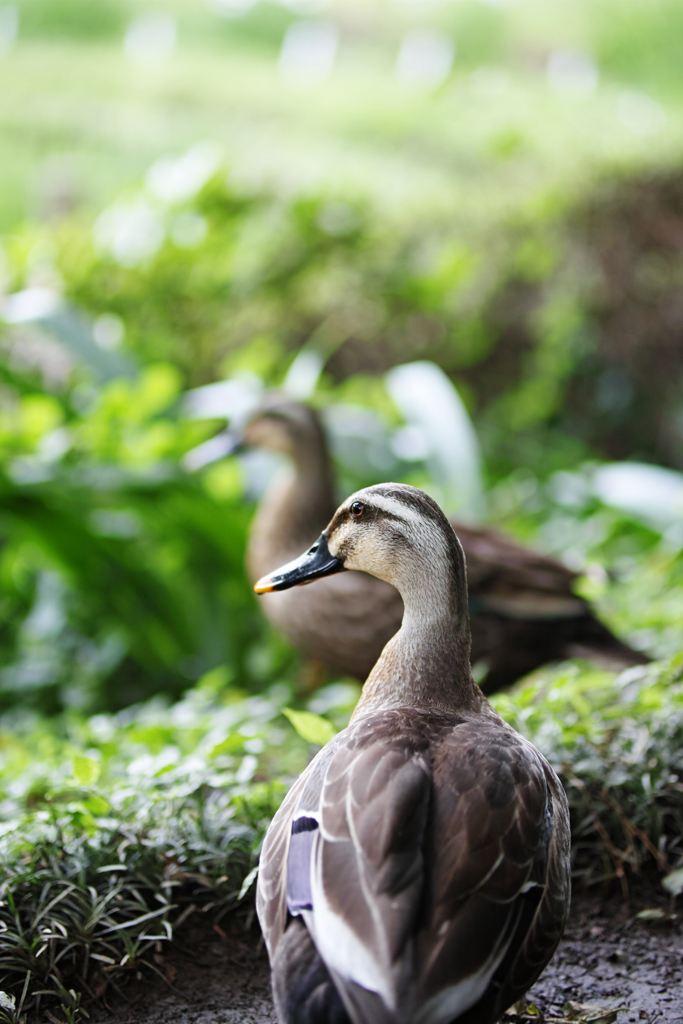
xmin=244 ymin=396 xmax=648 ymax=694
xmin=255 ymin=483 xmax=571 ymax=1024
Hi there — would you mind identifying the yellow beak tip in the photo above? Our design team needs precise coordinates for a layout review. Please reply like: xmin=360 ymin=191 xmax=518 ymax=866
xmin=254 ymin=578 xmax=275 ymax=594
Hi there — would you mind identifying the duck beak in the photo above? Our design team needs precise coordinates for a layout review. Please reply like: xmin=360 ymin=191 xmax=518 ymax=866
xmin=221 ymin=430 xmax=246 ymax=457
xmin=183 ymin=429 xmax=245 ymax=472
xmin=254 ymin=534 xmax=346 ymax=593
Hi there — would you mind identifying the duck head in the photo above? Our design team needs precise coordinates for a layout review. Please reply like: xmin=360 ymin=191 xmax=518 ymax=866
xmin=256 ymin=483 xmax=476 ymax=709
xmin=243 ymin=395 xmax=327 ymax=460
xmin=255 ymin=483 xmax=468 ymax=624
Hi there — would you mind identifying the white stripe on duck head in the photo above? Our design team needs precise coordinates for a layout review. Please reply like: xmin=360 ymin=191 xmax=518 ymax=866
xmin=324 ymin=483 xmax=478 ymax=715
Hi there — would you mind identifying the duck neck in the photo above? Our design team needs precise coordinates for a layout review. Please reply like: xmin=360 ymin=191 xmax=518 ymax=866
xmin=249 ymin=425 xmax=336 ymax=570
xmin=353 ymin=537 xmax=482 ymax=718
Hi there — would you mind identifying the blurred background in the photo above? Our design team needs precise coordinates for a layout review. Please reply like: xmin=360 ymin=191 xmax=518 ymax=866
xmin=2 ymin=3 xmax=683 ymax=1004
xmin=3 ymin=0 xmax=683 ymax=719
xmin=1 ymin=0 xmax=683 ymax=723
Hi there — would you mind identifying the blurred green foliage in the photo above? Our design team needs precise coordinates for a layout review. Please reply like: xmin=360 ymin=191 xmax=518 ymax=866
xmin=0 ymin=346 xmax=293 ymax=714
xmin=4 ymin=0 xmax=683 ymax=466
xmin=17 ymin=0 xmax=129 ymax=41
xmin=4 ymin=148 xmax=683 ymax=709
xmin=9 ymin=149 xmax=680 ymax=474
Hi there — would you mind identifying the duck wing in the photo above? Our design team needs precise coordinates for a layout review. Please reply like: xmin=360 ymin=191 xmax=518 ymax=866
xmin=416 ymin=718 xmax=570 ymax=1024
xmin=453 ymin=522 xmax=649 ymax=691
xmin=257 ymin=711 xmax=569 ymax=1024
xmin=257 ymin=710 xmax=433 ymax=1022
xmin=455 ymin=523 xmax=585 ymax=620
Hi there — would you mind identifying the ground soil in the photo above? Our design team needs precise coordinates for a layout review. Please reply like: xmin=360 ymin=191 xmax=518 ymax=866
xmin=87 ymin=891 xmax=683 ymax=1024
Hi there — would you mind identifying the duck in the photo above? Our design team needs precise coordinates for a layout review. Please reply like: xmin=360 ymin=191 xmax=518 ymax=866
xmin=254 ymin=483 xmax=571 ymax=1024
xmin=243 ymin=396 xmax=649 ymax=694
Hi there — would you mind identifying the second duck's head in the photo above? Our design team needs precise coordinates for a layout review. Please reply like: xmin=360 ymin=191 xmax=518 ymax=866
xmin=255 ymin=483 xmax=469 ymax=625
xmin=242 ymin=395 xmax=326 ymax=460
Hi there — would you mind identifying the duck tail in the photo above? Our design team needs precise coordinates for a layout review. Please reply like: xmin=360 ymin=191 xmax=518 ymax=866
xmin=478 ymin=614 xmax=651 ymax=696
xmin=562 ymin=614 xmax=651 ymax=671
xmin=272 ymin=919 xmax=351 ymax=1024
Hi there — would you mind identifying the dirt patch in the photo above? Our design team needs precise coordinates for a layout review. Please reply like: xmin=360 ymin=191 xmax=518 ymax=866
xmin=87 ymin=893 xmax=682 ymax=1024
xmin=85 ymin=914 xmax=277 ymax=1024
xmin=516 ymin=894 xmax=683 ymax=1024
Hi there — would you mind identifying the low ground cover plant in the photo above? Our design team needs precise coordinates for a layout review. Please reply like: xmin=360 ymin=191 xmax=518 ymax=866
xmin=1 ymin=649 xmax=683 ymax=1018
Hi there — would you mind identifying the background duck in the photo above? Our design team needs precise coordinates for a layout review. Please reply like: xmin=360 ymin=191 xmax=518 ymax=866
xmin=255 ymin=483 xmax=571 ymax=1024
xmin=243 ymin=396 xmax=649 ymax=694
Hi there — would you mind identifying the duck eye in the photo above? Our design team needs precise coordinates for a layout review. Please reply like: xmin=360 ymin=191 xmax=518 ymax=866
xmin=350 ymin=501 xmax=366 ymax=519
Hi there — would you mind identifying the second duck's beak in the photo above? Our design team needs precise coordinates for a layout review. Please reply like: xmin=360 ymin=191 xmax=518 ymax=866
xmin=254 ymin=534 xmax=346 ymax=593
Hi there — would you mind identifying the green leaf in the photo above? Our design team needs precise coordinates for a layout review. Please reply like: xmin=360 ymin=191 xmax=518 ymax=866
xmin=84 ymin=793 xmax=110 ymax=815
xmin=282 ymin=708 xmax=337 ymax=747
xmin=0 ymin=993 xmax=16 ymax=1013
xmin=238 ymin=865 xmax=259 ymax=900
xmin=636 ymin=907 xmax=667 ymax=921
xmin=562 ymin=1001 xmax=623 ymax=1023
xmin=662 ymin=867 xmax=683 ymax=897
xmin=73 ymin=755 xmax=100 ymax=787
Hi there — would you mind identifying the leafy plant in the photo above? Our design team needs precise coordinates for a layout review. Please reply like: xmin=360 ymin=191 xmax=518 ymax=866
xmin=491 ymin=659 xmax=683 ymax=888
xmin=282 ymin=707 xmax=337 ymax=747
xmin=0 ymin=657 xmax=682 ymax=1016
xmin=0 ymin=674 xmax=305 ymax=1015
